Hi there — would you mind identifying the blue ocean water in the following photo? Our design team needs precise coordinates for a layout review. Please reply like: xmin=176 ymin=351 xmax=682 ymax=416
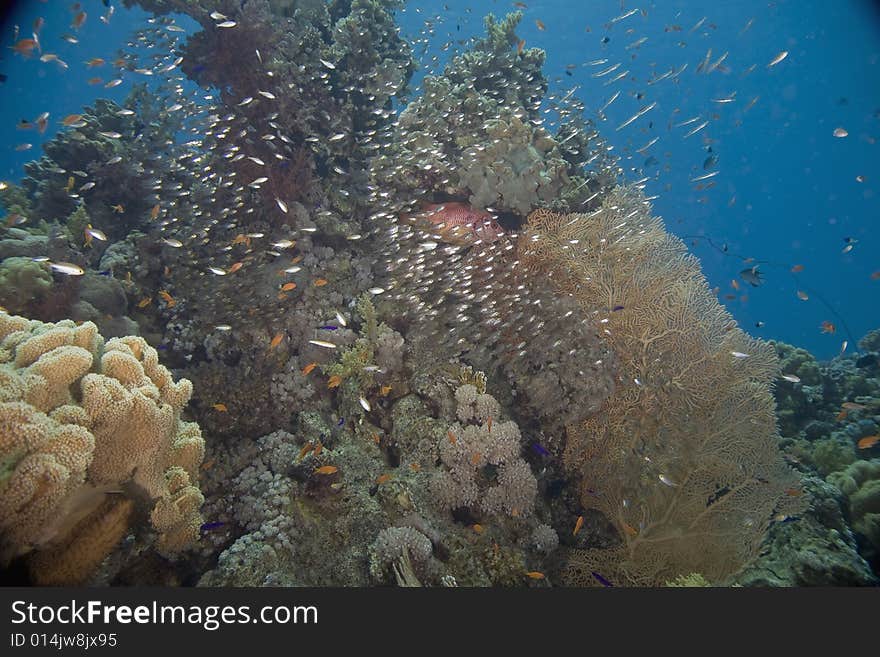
xmin=1 ymin=0 xmax=878 ymax=358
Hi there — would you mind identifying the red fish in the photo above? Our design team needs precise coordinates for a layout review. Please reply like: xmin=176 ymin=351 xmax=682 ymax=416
xmin=404 ymin=201 xmax=505 ymax=246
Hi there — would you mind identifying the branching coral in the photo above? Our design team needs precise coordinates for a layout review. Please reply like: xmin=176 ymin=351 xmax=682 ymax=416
xmin=0 ymin=312 xmax=204 ymax=582
xmin=517 ymin=186 xmax=805 ymax=586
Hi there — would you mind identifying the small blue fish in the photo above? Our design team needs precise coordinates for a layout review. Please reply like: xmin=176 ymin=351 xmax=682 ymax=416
xmin=318 ymin=325 xmax=338 ymax=331
xmin=337 ymin=417 xmax=344 ymax=427
xmin=591 ymin=571 xmax=613 ymax=587
xmin=200 ymin=521 xmax=226 ymax=532
xmin=531 ymin=442 xmax=550 ymax=457
xmin=612 ymin=305 xmax=625 ymax=312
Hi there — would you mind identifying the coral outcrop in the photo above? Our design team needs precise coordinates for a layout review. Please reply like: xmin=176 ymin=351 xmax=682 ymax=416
xmin=369 ymin=11 xmax=610 ymax=218
xmin=0 ymin=312 xmax=204 ymax=584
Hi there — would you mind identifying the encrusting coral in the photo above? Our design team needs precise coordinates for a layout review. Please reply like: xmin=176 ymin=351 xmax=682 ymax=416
xmin=0 ymin=311 xmax=204 ymax=584
xmin=517 ymin=186 xmax=805 ymax=586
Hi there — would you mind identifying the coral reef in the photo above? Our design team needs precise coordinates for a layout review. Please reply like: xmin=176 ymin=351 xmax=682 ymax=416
xmin=0 ymin=312 xmax=204 ymax=583
xmin=2 ymin=0 xmax=874 ymax=591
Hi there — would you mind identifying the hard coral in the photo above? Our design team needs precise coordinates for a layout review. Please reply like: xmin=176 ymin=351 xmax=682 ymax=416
xmin=0 ymin=312 xmax=204 ymax=583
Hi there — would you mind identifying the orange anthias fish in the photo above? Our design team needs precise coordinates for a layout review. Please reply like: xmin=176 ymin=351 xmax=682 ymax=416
xmin=85 ymin=58 xmax=104 ymax=68
xmin=314 ymin=465 xmax=338 ymax=475
xmin=158 ymin=290 xmax=175 ymax=307
xmin=61 ymin=114 xmax=84 ymax=126
xmin=573 ymin=515 xmax=584 ymax=537
xmin=301 ymin=362 xmax=317 ymax=375
xmin=525 ymin=571 xmax=545 ymax=579
xmin=327 ymin=375 xmax=342 ymax=389
xmin=227 ymin=261 xmax=243 ymax=274
xmin=281 ymin=282 xmax=297 ymax=291
xmin=820 ymin=321 xmax=836 ymax=334
xmin=212 ymin=403 xmax=228 ymax=412
xmin=376 ymin=473 xmax=392 ymax=485
xmin=314 ymin=278 xmax=329 ymax=287
xmin=9 ymin=38 xmax=39 ymax=58
xmin=857 ymin=435 xmax=880 ymax=449
xmin=269 ymin=332 xmax=284 ymax=350
xmin=71 ymin=11 xmax=87 ymax=30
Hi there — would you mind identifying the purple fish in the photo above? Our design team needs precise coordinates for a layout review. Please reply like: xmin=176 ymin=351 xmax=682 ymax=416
xmin=612 ymin=305 xmax=625 ymax=312
xmin=200 ymin=521 xmax=226 ymax=532
xmin=319 ymin=325 xmax=338 ymax=331
xmin=531 ymin=442 xmax=550 ymax=457
xmin=591 ymin=571 xmax=613 ymax=587
xmin=337 ymin=417 xmax=344 ymax=427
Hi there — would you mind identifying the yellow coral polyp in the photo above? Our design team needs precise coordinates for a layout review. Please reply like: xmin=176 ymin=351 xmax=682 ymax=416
xmin=0 ymin=311 xmax=205 ymax=581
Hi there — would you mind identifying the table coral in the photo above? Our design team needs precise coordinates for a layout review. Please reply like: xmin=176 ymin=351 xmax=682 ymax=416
xmin=0 ymin=311 xmax=204 ymax=583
